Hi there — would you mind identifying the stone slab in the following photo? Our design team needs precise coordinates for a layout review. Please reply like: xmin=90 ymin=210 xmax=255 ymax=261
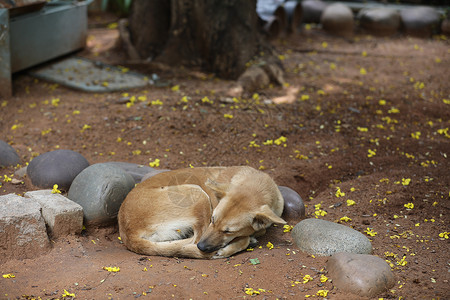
xmin=30 ymin=56 xmax=150 ymax=92
xmin=0 ymin=193 xmax=50 ymax=263
xmin=25 ymin=190 xmax=83 ymax=238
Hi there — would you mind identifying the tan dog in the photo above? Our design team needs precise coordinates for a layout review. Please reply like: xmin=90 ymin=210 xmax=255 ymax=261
xmin=118 ymin=166 xmax=286 ymax=259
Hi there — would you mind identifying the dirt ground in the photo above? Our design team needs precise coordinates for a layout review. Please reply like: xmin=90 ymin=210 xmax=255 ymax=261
xmin=1 ymin=15 xmax=449 ymax=299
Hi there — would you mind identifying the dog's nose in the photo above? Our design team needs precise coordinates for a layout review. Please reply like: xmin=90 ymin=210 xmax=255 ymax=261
xmin=197 ymin=241 xmax=215 ymax=253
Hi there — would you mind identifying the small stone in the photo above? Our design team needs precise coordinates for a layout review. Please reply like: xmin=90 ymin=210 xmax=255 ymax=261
xmin=14 ymin=166 xmax=28 ymax=178
xmin=141 ymin=169 xmax=170 ymax=182
xmin=0 ymin=194 xmax=50 ymax=263
xmin=279 ymin=186 xmax=305 ymax=221
xmin=68 ymin=163 xmax=135 ymax=225
xmin=25 ymin=190 xmax=83 ymax=238
xmin=27 ymin=149 xmax=89 ymax=191
xmin=327 ymin=252 xmax=395 ymax=297
xmin=291 ymin=218 xmax=372 ymax=256
xmin=104 ymin=161 xmax=158 ymax=183
xmin=321 ymin=3 xmax=354 ymax=37
xmin=0 ymin=140 xmax=21 ymax=167
xmin=11 ymin=178 xmax=23 ymax=185
xmin=357 ymin=7 xmax=400 ymax=36
xmin=301 ymin=0 xmax=327 ymax=24
xmin=400 ymin=6 xmax=440 ymax=38
xmin=441 ymin=17 xmax=450 ymax=35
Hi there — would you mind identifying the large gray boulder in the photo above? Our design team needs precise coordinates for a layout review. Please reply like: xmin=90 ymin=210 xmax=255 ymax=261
xmin=400 ymin=6 xmax=440 ymax=38
xmin=27 ymin=149 xmax=89 ymax=191
xmin=291 ymin=218 xmax=372 ymax=256
xmin=358 ymin=7 xmax=400 ymax=36
xmin=68 ymin=163 xmax=135 ymax=225
xmin=321 ymin=3 xmax=354 ymax=37
xmin=327 ymin=252 xmax=395 ymax=297
xmin=104 ymin=161 xmax=157 ymax=183
xmin=0 ymin=140 xmax=21 ymax=167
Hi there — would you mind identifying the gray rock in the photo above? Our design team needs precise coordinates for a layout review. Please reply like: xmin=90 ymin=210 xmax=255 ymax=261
xmin=358 ymin=7 xmax=400 ymax=36
xmin=327 ymin=252 xmax=395 ymax=297
xmin=68 ymin=163 xmax=135 ymax=225
xmin=441 ymin=18 xmax=450 ymax=35
xmin=15 ymin=166 xmax=28 ymax=178
xmin=400 ymin=6 xmax=440 ymax=38
xmin=27 ymin=149 xmax=89 ymax=191
xmin=0 ymin=140 xmax=21 ymax=167
xmin=25 ymin=190 xmax=83 ymax=238
xmin=141 ymin=169 xmax=171 ymax=182
xmin=279 ymin=186 xmax=305 ymax=221
xmin=321 ymin=3 xmax=354 ymax=37
xmin=301 ymin=0 xmax=327 ymax=24
xmin=0 ymin=194 xmax=50 ymax=263
xmin=291 ymin=218 xmax=372 ymax=256
xmin=104 ymin=161 xmax=157 ymax=183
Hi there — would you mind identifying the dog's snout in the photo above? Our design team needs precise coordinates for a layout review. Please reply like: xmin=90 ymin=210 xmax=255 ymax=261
xmin=197 ymin=241 xmax=218 ymax=253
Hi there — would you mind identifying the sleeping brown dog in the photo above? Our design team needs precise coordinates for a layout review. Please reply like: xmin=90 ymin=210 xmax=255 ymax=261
xmin=118 ymin=166 xmax=286 ymax=259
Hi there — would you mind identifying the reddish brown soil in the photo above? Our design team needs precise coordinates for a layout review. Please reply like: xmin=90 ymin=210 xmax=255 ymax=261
xmin=0 ymin=19 xmax=449 ymax=299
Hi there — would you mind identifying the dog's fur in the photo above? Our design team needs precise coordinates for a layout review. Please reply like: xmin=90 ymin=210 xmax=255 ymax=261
xmin=118 ymin=166 xmax=286 ymax=259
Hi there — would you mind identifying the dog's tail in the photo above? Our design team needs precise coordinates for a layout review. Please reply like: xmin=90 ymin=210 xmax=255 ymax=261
xmin=123 ymin=236 xmax=211 ymax=259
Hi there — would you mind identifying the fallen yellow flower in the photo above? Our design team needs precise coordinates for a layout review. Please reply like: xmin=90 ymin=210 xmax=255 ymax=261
xmin=62 ymin=289 xmax=75 ymax=298
xmin=51 ymin=184 xmax=62 ymax=194
xmin=103 ymin=266 xmax=120 ymax=272
xmin=244 ymin=288 xmax=260 ymax=295
xmin=340 ymin=216 xmax=352 ymax=222
xmin=283 ymin=225 xmax=294 ymax=233
xmin=2 ymin=273 xmax=15 ymax=279
xmin=302 ymin=274 xmax=313 ymax=284
xmin=149 ymin=158 xmax=160 ymax=168
xmin=364 ymin=228 xmax=377 ymax=237
xmin=3 ymin=175 xmax=12 ymax=183
xmin=404 ymin=203 xmax=414 ymax=209
xmin=347 ymin=199 xmax=356 ymax=206
xmin=439 ymin=232 xmax=449 ymax=239
xmin=335 ymin=187 xmax=345 ymax=198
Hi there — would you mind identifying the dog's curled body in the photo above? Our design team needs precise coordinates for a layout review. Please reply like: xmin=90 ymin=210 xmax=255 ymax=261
xmin=118 ymin=166 xmax=285 ymax=259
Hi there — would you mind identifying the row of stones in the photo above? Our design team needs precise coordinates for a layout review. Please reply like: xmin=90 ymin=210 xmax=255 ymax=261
xmin=291 ymin=218 xmax=395 ymax=297
xmin=0 ymin=189 xmax=393 ymax=298
xmin=302 ymin=0 xmax=447 ymax=38
xmin=1 ymin=145 xmax=392 ymax=297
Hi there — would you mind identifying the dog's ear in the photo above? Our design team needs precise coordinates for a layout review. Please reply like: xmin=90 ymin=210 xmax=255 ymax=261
xmin=205 ymin=178 xmax=229 ymax=199
xmin=252 ymin=205 xmax=286 ymax=231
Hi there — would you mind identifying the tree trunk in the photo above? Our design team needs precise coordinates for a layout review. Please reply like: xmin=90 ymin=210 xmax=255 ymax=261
xmin=129 ymin=0 xmax=272 ymax=79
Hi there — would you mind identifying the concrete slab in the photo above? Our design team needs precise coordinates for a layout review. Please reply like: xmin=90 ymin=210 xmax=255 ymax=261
xmin=29 ymin=56 xmax=150 ymax=92
xmin=25 ymin=190 xmax=83 ymax=238
xmin=0 ymin=193 xmax=50 ymax=263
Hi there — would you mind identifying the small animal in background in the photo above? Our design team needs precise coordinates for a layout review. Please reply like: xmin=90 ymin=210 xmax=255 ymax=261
xmin=118 ymin=166 xmax=286 ymax=259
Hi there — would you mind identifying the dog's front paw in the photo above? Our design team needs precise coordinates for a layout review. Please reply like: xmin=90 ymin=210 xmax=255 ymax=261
xmin=249 ymin=236 xmax=258 ymax=248
xmin=211 ymin=248 xmax=229 ymax=259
